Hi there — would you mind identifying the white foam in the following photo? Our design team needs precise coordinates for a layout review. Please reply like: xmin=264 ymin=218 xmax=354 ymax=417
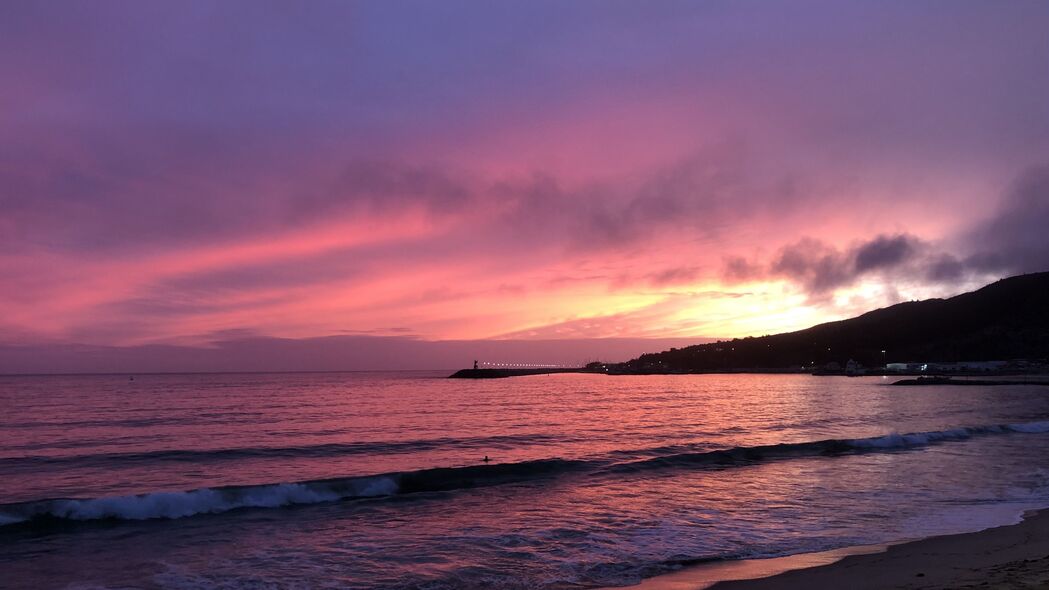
xmin=849 ymin=433 xmax=910 ymax=448
xmin=1007 ymin=421 xmax=1049 ymax=434
xmin=849 ymin=426 xmax=981 ymax=449
xmin=36 ymin=478 xmax=398 ymax=523
xmin=0 ymin=512 xmax=26 ymax=526
xmin=356 ymin=476 xmax=399 ymax=497
xmin=54 ymin=489 xmax=230 ymax=521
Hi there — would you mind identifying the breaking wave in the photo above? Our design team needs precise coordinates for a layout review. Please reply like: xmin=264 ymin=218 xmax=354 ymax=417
xmin=4 ymin=420 xmax=1048 ymax=527
xmin=607 ymin=421 xmax=1049 ymax=472
xmin=0 ymin=459 xmax=585 ymax=527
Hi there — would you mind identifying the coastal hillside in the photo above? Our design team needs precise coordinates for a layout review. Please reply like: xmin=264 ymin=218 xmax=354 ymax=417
xmin=617 ymin=271 xmax=1049 ymax=372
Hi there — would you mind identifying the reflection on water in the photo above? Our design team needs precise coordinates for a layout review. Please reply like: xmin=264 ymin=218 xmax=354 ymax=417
xmin=2 ymin=372 xmax=1049 ymax=588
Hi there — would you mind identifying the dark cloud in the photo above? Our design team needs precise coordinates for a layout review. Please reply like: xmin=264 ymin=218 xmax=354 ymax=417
xmin=0 ymin=146 xmax=480 ymax=255
xmin=726 ymin=233 xmax=926 ymax=300
xmin=854 ymin=234 xmax=917 ymax=273
xmin=0 ymin=139 xmax=797 ymax=265
xmin=925 ymin=253 xmax=965 ymax=282
xmin=966 ymin=165 xmax=1049 ymax=275
xmin=719 ymin=163 xmax=1049 ymax=300
xmin=492 ymin=147 xmax=811 ymax=253
xmin=721 ymin=256 xmax=763 ymax=283
xmin=770 ymin=238 xmax=854 ymax=296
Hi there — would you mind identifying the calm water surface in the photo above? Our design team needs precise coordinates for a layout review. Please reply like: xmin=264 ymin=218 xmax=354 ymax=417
xmin=3 ymin=372 xmax=1049 ymax=589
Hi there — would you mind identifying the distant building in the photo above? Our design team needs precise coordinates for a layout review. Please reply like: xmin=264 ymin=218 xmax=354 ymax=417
xmin=886 ymin=361 xmax=1008 ymax=373
xmin=927 ymin=361 xmax=1007 ymax=372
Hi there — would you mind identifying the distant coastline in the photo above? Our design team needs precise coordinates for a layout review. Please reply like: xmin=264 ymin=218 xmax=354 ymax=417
xmin=448 ymin=272 xmax=1049 ymax=380
xmin=603 ymin=272 xmax=1049 ymax=377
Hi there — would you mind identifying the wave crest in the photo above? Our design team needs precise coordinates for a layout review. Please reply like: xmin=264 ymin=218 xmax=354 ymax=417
xmin=3 ymin=420 xmax=1047 ymax=527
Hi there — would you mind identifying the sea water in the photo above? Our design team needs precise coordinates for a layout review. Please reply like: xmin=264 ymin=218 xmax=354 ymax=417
xmin=3 ymin=372 xmax=1049 ymax=589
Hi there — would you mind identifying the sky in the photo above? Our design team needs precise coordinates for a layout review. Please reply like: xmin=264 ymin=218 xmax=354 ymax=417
xmin=2 ymin=1 xmax=1048 ymax=371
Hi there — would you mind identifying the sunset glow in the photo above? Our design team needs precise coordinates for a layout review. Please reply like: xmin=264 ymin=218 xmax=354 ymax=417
xmin=5 ymin=5 xmax=1049 ymax=589
xmin=2 ymin=1 xmax=1047 ymax=369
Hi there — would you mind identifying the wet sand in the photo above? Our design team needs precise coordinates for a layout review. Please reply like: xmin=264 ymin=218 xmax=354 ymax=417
xmin=626 ymin=509 xmax=1049 ymax=590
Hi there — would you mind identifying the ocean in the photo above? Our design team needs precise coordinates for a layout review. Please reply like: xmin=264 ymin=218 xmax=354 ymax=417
xmin=3 ymin=371 xmax=1049 ymax=589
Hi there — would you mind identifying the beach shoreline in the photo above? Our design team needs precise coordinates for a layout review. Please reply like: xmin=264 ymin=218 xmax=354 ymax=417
xmin=621 ymin=508 xmax=1049 ymax=590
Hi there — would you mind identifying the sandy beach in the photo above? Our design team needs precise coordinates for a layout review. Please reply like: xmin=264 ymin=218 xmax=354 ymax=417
xmin=627 ymin=509 xmax=1049 ymax=590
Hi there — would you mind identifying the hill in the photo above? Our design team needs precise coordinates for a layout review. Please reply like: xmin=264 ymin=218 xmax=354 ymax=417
xmin=614 ymin=272 xmax=1049 ymax=373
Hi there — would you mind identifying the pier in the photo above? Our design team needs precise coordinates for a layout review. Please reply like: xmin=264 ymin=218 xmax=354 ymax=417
xmin=448 ymin=361 xmax=589 ymax=379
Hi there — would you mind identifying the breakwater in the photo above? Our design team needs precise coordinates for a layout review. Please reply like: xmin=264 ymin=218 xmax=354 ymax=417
xmin=448 ymin=368 xmax=585 ymax=379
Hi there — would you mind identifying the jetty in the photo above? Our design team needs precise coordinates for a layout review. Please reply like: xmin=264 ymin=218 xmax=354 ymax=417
xmin=449 ymin=367 xmax=586 ymax=379
xmin=449 ymin=360 xmax=594 ymax=378
xmin=892 ymin=376 xmax=1049 ymax=386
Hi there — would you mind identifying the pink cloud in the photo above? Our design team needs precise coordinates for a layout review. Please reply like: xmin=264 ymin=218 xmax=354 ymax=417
xmin=1 ymin=1 xmax=1046 ymax=358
